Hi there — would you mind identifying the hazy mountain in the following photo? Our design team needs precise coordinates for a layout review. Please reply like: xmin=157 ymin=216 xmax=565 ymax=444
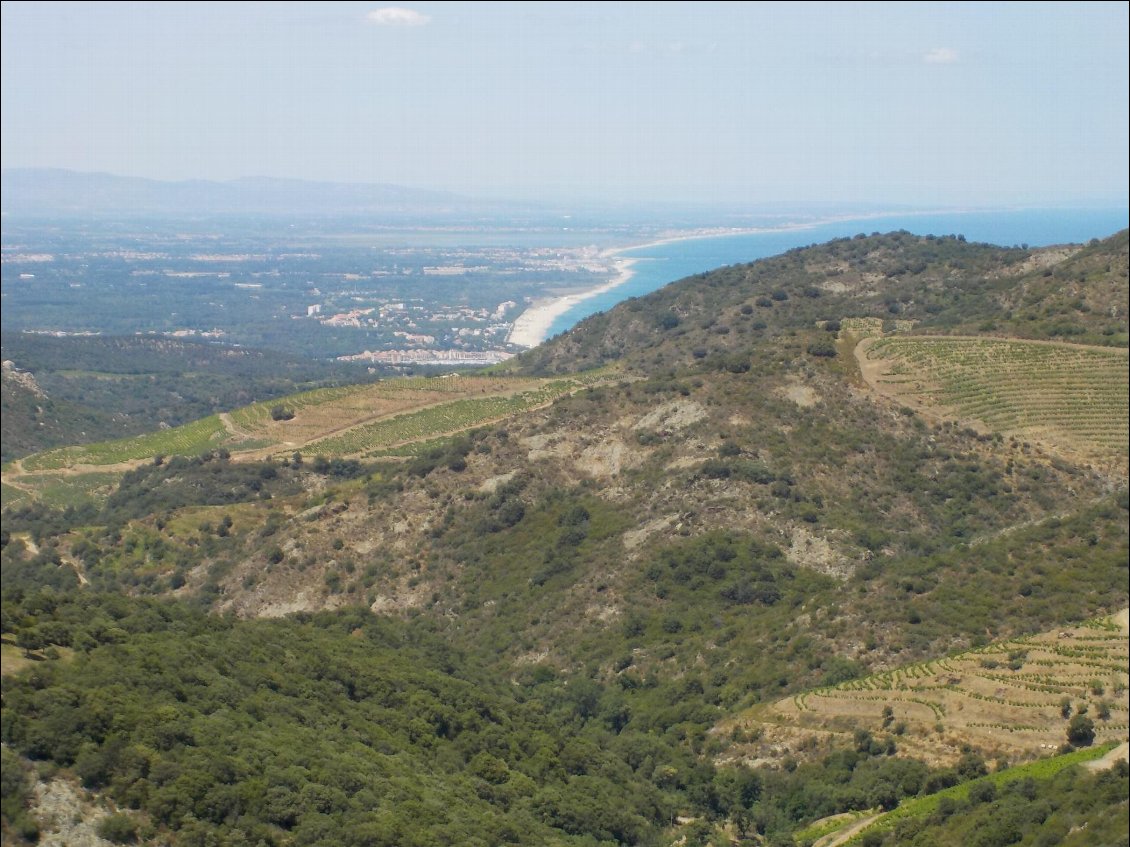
xmin=0 ymin=168 xmax=495 ymax=217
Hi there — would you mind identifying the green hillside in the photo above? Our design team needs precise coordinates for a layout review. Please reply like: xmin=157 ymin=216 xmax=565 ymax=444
xmin=0 ymin=333 xmax=370 ymax=463
xmin=509 ymin=230 xmax=1127 ymax=377
xmin=3 ymin=231 xmax=1127 ymax=847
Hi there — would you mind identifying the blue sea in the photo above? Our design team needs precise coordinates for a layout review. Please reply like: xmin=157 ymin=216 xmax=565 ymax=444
xmin=545 ymin=207 xmax=1129 ymax=339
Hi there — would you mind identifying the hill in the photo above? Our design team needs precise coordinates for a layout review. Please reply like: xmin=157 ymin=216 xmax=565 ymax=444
xmin=1 ymin=230 xmax=1127 ymax=846
xmin=510 ymin=229 xmax=1127 ymax=377
xmin=0 ymin=334 xmax=370 ymax=464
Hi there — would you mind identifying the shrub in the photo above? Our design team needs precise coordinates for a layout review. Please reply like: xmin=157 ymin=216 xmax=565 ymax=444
xmin=97 ymin=814 xmax=138 ymax=844
xmin=806 ymin=339 xmax=837 ymax=358
xmin=967 ymin=780 xmax=996 ymax=804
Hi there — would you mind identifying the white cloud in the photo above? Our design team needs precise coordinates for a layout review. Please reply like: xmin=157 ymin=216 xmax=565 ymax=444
xmin=923 ymin=47 xmax=959 ymax=65
xmin=366 ymin=7 xmax=431 ymax=26
xmin=625 ymin=40 xmax=694 ymax=57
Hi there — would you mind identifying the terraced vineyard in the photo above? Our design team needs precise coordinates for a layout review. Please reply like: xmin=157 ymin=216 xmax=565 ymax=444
xmin=19 ymin=415 xmax=230 ymax=471
xmin=223 ymin=375 xmax=554 ymax=450
xmin=0 ymin=471 xmax=124 ymax=509
xmin=731 ymin=610 xmax=1129 ymax=766
xmin=856 ymin=336 xmax=1129 ymax=464
xmin=303 ymin=380 xmax=579 ymax=457
xmin=1 ymin=370 xmax=618 ymax=505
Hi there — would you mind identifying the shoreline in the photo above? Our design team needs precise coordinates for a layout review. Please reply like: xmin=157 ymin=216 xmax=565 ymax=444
xmin=506 ymin=257 xmax=639 ymax=348
xmin=504 ymin=208 xmax=998 ymax=349
xmin=504 ymin=222 xmax=812 ymax=349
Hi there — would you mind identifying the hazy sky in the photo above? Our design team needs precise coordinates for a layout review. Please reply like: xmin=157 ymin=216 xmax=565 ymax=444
xmin=2 ymin=1 xmax=1127 ymax=206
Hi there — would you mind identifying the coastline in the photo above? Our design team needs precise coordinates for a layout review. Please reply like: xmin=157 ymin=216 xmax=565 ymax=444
xmin=507 ymin=257 xmax=639 ymax=348
xmin=504 ymin=208 xmax=999 ymax=350
xmin=504 ymin=222 xmax=814 ymax=349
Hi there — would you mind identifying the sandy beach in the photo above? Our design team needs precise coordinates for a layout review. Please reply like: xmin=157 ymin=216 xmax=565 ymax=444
xmin=504 ymin=224 xmax=806 ymax=348
xmin=507 ymin=257 xmax=639 ymax=348
xmin=505 ymin=227 xmax=792 ymax=349
xmin=505 ymin=210 xmax=953 ymax=350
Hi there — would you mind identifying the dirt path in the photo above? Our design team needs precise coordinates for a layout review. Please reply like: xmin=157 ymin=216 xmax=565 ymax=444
xmin=10 ymin=533 xmax=87 ymax=585
xmin=218 ymin=411 xmax=252 ymax=440
xmin=3 ymin=459 xmax=154 ymax=480
xmin=858 ymin=334 xmax=1130 ymax=356
xmin=1083 ymin=741 xmax=1129 ymax=772
xmin=2 ymin=475 xmax=39 ymax=494
xmin=813 ymin=812 xmax=881 ymax=847
xmin=15 ymin=533 xmax=40 ymax=556
xmin=63 ymin=553 xmax=89 ymax=586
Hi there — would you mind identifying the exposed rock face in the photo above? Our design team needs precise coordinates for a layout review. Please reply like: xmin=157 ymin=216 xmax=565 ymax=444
xmin=634 ymin=400 xmax=707 ymax=432
xmin=32 ymin=779 xmax=112 ymax=847
xmin=3 ymin=359 xmax=46 ymax=397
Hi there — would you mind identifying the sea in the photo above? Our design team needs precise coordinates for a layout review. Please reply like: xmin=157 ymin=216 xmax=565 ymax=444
xmin=545 ymin=207 xmax=1129 ymax=339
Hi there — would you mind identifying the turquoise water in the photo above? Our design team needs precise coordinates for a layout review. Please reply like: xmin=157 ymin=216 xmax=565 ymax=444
xmin=545 ymin=208 xmax=1129 ymax=339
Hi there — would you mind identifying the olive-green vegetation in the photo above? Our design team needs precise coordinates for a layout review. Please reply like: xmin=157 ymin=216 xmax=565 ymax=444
xmin=6 ymin=590 xmax=1097 ymax=847
xmin=2 ymin=231 xmax=1127 ymax=845
xmin=1 ymin=372 xmax=116 ymax=467
xmin=1 ymin=333 xmax=371 ymax=463
xmin=0 ymin=595 xmax=717 ymax=846
xmin=851 ymin=755 xmax=1128 ymax=847
xmin=1 ymin=451 xmax=310 ymax=596
xmin=1 ymin=746 xmax=40 ymax=843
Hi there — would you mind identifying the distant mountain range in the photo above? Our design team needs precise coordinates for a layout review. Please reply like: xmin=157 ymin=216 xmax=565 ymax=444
xmin=0 ymin=168 xmax=496 ymax=217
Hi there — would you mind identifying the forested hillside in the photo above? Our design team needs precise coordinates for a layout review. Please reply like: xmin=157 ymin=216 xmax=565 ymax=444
xmin=2 ymin=231 xmax=1127 ymax=846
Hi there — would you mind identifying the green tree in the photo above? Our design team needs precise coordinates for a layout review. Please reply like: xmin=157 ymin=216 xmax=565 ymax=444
xmin=1066 ymin=715 xmax=1095 ymax=747
xmin=15 ymin=628 xmax=44 ymax=658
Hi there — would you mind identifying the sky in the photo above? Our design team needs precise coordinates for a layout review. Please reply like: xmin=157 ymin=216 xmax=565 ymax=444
xmin=2 ymin=1 xmax=1127 ymax=207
